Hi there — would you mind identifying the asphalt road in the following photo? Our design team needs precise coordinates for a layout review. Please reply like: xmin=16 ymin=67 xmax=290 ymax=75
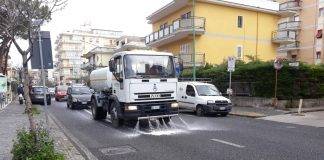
xmin=49 ymin=100 xmax=324 ymax=160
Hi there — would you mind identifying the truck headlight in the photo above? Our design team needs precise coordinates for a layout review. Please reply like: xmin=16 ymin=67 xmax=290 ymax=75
xmin=125 ymin=105 xmax=137 ymax=111
xmin=72 ymin=97 xmax=78 ymax=102
xmin=171 ymin=102 xmax=179 ymax=108
xmin=207 ymin=100 xmax=214 ymax=104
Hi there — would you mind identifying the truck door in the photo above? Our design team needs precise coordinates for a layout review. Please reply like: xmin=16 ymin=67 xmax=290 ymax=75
xmin=111 ymin=56 xmax=125 ymax=101
xmin=180 ymin=84 xmax=196 ymax=110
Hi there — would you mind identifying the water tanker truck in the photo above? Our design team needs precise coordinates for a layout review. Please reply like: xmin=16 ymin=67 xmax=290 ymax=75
xmin=90 ymin=50 xmax=180 ymax=127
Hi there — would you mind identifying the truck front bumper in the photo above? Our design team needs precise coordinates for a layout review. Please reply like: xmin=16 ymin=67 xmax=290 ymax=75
xmin=121 ymin=101 xmax=179 ymax=120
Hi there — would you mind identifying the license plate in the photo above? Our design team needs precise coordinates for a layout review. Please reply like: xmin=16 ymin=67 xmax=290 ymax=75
xmin=220 ymin=107 xmax=226 ymax=110
xmin=82 ymin=102 xmax=87 ymax=104
xmin=150 ymin=94 xmax=161 ymax=98
xmin=151 ymin=106 xmax=160 ymax=110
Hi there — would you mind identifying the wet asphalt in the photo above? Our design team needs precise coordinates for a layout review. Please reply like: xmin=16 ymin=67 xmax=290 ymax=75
xmin=49 ymin=100 xmax=324 ymax=160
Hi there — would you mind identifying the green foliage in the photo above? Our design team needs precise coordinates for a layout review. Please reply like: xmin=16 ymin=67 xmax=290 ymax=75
xmin=181 ymin=60 xmax=324 ymax=99
xmin=11 ymin=127 xmax=64 ymax=160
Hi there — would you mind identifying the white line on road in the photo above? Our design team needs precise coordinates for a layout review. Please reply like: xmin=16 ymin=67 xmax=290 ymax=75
xmin=211 ymin=139 xmax=245 ymax=148
xmin=84 ymin=109 xmax=92 ymax=115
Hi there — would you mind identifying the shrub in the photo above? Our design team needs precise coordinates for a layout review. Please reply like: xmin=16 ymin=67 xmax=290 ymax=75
xmin=11 ymin=127 xmax=64 ymax=160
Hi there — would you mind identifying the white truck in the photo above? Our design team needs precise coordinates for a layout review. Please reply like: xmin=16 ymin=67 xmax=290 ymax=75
xmin=177 ymin=82 xmax=232 ymax=117
xmin=90 ymin=50 xmax=179 ymax=127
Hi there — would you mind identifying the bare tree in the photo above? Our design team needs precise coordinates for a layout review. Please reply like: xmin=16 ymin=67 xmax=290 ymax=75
xmin=0 ymin=0 xmax=67 ymax=133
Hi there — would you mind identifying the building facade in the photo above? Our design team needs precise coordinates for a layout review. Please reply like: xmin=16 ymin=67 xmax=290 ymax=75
xmin=82 ymin=47 xmax=115 ymax=73
xmin=145 ymin=0 xmax=280 ymax=66
xmin=274 ymin=0 xmax=324 ymax=64
xmin=55 ymin=27 xmax=122 ymax=84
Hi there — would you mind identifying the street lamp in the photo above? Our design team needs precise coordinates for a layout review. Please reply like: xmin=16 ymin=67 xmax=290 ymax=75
xmin=32 ymin=19 xmax=49 ymax=129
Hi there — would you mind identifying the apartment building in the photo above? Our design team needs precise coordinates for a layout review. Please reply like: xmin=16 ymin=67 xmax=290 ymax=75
xmin=82 ymin=46 xmax=115 ymax=73
xmin=145 ymin=0 xmax=280 ymax=66
xmin=55 ymin=27 xmax=122 ymax=84
xmin=274 ymin=0 xmax=324 ymax=64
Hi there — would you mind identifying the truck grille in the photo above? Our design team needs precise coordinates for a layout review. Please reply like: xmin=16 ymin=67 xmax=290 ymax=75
xmin=135 ymin=91 xmax=174 ymax=101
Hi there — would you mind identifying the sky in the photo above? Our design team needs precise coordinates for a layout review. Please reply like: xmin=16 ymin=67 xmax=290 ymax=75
xmin=9 ymin=0 xmax=173 ymax=67
xmin=8 ymin=0 xmax=278 ymax=68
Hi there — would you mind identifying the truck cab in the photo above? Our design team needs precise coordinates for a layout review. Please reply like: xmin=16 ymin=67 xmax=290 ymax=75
xmin=90 ymin=50 xmax=179 ymax=127
xmin=178 ymin=82 xmax=232 ymax=116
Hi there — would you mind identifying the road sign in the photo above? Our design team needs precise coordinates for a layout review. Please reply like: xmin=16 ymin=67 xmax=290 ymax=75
xmin=289 ymin=62 xmax=299 ymax=67
xmin=228 ymin=57 xmax=236 ymax=72
xmin=31 ymin=31 xmax=53 ymax=69
xmin=274 ymin=58 xmax=283 ymax=70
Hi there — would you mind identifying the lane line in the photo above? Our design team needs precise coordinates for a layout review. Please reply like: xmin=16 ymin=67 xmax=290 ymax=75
xmin=211 ymin=139 xmax=245 ymax=148
xmin=84 ymin=109 xmax=92 ymax=115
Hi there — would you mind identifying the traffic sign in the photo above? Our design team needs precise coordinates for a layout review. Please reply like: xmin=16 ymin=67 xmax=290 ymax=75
xmin=274 ymin=58 xmax=283 ymax=70
xmin=228 ymin=57 xmax=236 ymax=72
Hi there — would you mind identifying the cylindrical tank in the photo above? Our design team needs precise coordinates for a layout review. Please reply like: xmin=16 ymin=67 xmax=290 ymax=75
xmin=90 ymin=67 xmax=113 ymax=91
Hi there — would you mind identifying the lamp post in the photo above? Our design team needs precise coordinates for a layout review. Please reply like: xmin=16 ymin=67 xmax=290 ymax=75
xmin=192 ymin=0 xmax=196 ymax=81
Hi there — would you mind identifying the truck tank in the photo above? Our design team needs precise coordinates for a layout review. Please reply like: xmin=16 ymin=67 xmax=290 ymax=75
xmin=90 ymin=67 xmax=113 ymax=92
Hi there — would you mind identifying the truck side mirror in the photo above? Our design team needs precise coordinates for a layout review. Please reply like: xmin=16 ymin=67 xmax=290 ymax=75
xmin=109 ymin=60 xmax=115 ymax=72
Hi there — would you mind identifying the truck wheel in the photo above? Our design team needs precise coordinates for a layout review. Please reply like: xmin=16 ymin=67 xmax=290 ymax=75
xmin=91 ymin=98 xmax=107 ymax=120
xmin=110 ymin=101 xmax=124 ymax=128
xmin=196 ymin=105 xmax=204 ymax=117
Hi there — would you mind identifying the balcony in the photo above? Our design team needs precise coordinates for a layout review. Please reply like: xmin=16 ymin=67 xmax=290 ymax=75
xmin=279 ymin=1 xmax=301 ymax=17
xmin=272 ymin=30 xmax=297 ymax=44
xmin=145 ymin=17 xmax=206 ymax=47
xmin=178 ymin=53 xmax=205 ymax=68
xmin=278 ymin=21 xmax=301 ymax=30
xmin=277 ymin=42 xmax=299 ymax=52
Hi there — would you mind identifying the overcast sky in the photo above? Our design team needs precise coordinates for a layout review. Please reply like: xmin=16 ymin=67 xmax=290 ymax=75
xmin=9 ymin=0 xmax=172 ymax=67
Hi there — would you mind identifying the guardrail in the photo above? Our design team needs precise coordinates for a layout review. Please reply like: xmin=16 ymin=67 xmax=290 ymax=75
xmin=178 ymin=52 xmax=206 ymax=67
xmin=278 ymin=21 xmax=301 ymax=30
xmin=279 ymin=1 xmax=300 ymax=11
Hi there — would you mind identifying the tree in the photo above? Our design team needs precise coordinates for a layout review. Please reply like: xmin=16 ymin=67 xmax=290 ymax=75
xmin=0 ymin=0 xmax=66 ymax=133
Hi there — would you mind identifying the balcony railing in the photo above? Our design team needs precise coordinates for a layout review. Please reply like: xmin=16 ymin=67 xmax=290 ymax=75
xmin=279 ymin=1 xmax=301 ymax=11
xmin=277 ymin=42 xmax=299 ymax=52
xmin=279 ymin=1 xmax=301 ymax=16
xmin=272 ymin=30 xmax=297 ymax=43
xmin=145 ymin=17 xmax=206 ymax=45
xmin=178 ymin=52 xmax=205 ymax=67
xmin=278 ymin=21 xmax=301 ymax=30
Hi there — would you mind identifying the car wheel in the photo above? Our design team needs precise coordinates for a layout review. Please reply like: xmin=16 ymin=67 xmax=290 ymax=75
xmin=91 ymin=98 xmax=107 ymax=120
xmin=110 ymin=101 xmax=123 ymax=128
xmin=196 ymin=105 xmax=204 ymax=117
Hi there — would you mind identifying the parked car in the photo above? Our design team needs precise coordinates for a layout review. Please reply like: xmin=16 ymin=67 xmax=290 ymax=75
xmin=55 ymin=85 xmax=68 ymax=101
xmin=177 ymin=82 xmax=232 ymax=116
xmin=30 ymin=86 xmax=51 ymax=105
xmin=67 ymin=85 xmax=92 ymax=109
xmin=48 ymin=87 xmax=55 ymax=97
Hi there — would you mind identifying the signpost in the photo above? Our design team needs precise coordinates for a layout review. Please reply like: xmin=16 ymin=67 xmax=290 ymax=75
xmin=273 ymin=58 xmax=283 ymax=107
xmin=227 ymin=57 xmax=236 ymax=99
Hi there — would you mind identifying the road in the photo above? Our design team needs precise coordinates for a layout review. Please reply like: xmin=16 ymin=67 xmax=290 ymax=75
xmin=48 ymin=100 xmax=324 ymax=160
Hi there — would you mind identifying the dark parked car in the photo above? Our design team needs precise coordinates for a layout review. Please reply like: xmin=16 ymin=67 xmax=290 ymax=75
xmin=55 ymin=85 xmax=68 ymax=101
xmin=67 ymin=85 xmax=92 ymax=109
xmin=30 ymin=86 xmax=51 ymax=105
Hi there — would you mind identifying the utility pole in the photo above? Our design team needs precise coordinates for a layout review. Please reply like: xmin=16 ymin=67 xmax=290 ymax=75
xmin=192 ymin=0 xmax=196 ymax=81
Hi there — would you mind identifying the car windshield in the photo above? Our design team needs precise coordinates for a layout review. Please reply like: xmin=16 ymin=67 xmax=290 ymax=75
xmin=124 ymin=55 xmax=175 ymax=79
xmin=72 ymin=87 xmax=91 ymax=95
xmin=57 ymin=86 xmax=68 ymax=91
xmin=33 ymin=87 xmax=48 ymax=93
xmin=195 ymin=85 xmax=221 ymax=96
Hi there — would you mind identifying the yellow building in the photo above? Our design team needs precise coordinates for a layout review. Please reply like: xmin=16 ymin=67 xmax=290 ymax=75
xmin=145 ymin=0 xmax=280 ymax=66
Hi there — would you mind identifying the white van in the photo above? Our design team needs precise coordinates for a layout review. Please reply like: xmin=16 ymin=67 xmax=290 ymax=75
xmin=177 ymin=82 xmax=232 ymax=116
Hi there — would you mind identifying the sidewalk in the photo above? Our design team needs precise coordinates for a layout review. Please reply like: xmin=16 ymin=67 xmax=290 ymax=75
xmin=0 ymin=101 xmax=85 ymax=160
xmin=230 ymin=106 xmax=288 ymax=118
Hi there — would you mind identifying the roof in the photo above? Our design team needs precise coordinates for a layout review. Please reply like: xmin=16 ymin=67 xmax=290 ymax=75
xmin=183 ymin=81 xmax=213 ymax=86
xmin=113 ymin=50 xmax=174 ymax=57
xmin=147 ymin=0 xmax=279 ymax=24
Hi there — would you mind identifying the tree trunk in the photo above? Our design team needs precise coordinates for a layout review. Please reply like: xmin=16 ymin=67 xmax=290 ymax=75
xmin=22 ymin=53 xmax=36 ymax=132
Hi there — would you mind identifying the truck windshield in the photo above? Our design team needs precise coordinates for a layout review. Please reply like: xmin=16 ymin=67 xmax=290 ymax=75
xmin=124 ymin=55 xmax=175 ymax=79
xmin=195 ymin=85 xmax=221 ymax=96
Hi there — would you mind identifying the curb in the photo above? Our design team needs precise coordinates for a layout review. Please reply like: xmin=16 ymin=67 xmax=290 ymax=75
xmin=229 ymin=112 xmax=266 ymax=118
xmin=285 ymin=108 xmax=324 ymax=114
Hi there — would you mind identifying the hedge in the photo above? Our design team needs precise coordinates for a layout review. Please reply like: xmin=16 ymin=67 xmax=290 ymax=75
xmin=181 ymin=60 xmax=324 ymax=100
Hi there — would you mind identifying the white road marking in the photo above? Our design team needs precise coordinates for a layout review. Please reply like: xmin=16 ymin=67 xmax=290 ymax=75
xmin=211 ymin=139 xmax=245 ymax=148
xmin=84 ymin=109 xmax=92 ymax=115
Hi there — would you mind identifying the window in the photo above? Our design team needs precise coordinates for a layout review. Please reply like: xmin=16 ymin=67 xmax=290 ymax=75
xmin=236 ymin=45 xmax=243 ymax=59
xmin=181 ymin=12 xmax=191 ymax=19
xmin=294 ymin=16 xmax=300 ymax=21
xmin=317 ymin=52 xmax=321 ymax=59
xmin=238 ymin=16 xmax=243 ymax=28
xmin=180 ymin=43 xmax=192 ymax=54
xmin=114 ymin=56 xmax=123 ymax=78
xmin=160 ymin=23 xmax=167 ymax=29
xmin=319 ymin=8 xmax=324 ymax=17
xmin=186 ymin=85 xmax=195 ymax=97
xmin=316 ymin=29 xmax=323 ymax=39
